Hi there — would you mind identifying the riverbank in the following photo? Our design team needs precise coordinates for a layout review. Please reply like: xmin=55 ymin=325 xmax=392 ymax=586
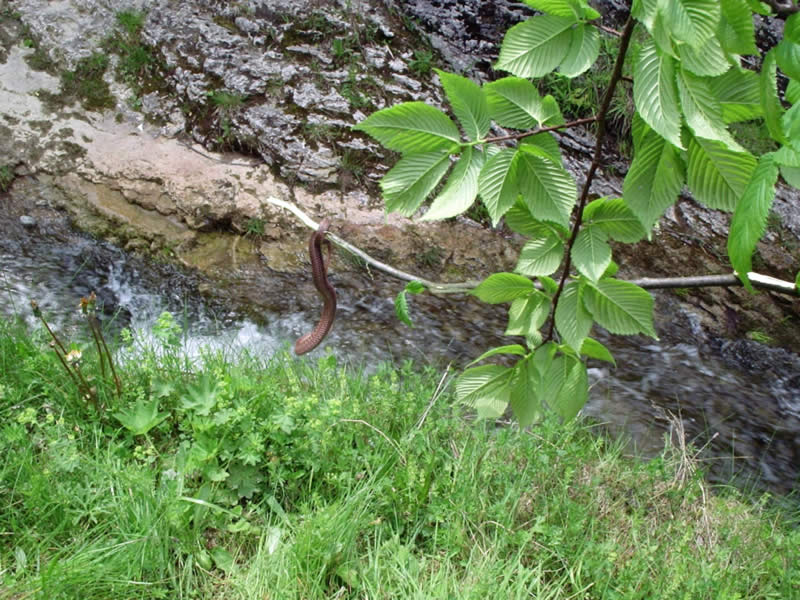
xmin=1 ymin=316 xmax=797 ymax=599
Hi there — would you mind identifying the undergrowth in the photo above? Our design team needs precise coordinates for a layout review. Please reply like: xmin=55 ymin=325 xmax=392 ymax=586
xmin=0 ymin=315 xmax=797 ymax=599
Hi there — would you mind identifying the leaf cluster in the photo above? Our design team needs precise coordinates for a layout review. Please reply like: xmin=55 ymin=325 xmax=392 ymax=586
xmin=354 ymin=0 xmax=800 ymax=425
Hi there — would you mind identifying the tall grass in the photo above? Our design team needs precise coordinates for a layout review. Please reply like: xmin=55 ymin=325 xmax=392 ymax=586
xmin=0 ymin=315 xmax=797 ymax=599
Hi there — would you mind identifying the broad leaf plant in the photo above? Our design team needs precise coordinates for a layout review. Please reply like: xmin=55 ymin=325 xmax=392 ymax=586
xmin=355 ymin=0 xmax=800 ymax=425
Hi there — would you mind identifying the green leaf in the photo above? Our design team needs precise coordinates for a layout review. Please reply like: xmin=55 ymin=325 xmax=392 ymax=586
xmin=761 ymin=50 xmax=786 ymax=144
xmin=113 ymin=397 xmax=169 ymax=436
xmin=623 ymin=116 xmax=685 ymax=229
xmin=517 ymin=150 xmax=577 ymax=228
xmin=381 ymin=150 xmax=451 ymax=216
xmin=678 ymin=67 xmax=744 ymax=151
xmin=468 ymin=344 xmax=528 ymax=367
xmin=435 ymin=69 xmax=491 ymax=141
xmin=542 ymin=354 xmax=588 ymax=421
xmin=515 ymin=226 xmax=565 ymax=276
xmin=520 ymin=133 xmax=563 ymax=164
xmin=395 ymin=290 xmax=413 ymax=327
xmin=728 ymin=155 xmax=779 ymax=290
xmin=583 ymin=278 xmax=657 ymax=337
xmin=472 ymin=272 xmax=534 ymax=304
xmin=582 ymin=197 xmax=646 ymax=242
xmin=559 ymin=24 xmax=600 ymax=78
xmin=782 ymin=103 xmax=800 ymax=142
xmin=718 ymin=0 xmax=758 ymax=55
xmin=506 ymin=292 xmax=552 ymax=340
xmin=710 ymin=67 xmax=762 ymax=123
xmin=572 ymin=226 xmax=611 ymax=282
xmin=782 ymin=166 xmax=800 ymax=188
xmin=580 ymin=337 xmax=616 ymax=365
xmin=776 ymin=39 xmax=800 ymax=82
xmin=521 ymin=0 xmax=582 ymax=18
xmin=539 ymin=275 xmax=559 ymax=295
xmin=485 ymin=77 xmax=563 ymax=129
xmin=422 ymin=147 xmax=484 ymax=220
xmin=796 ymin=271 xmax=800 ymax=293
xmin=496 ymin=15 xmax=574 ymax=78
xmin=554 ymin=281 xmax=592 ymax=353
xmin=686 ymin=135 xmax=757 ymax=211
xmin=510 ymin=356 xmax=544 ymax=427
xmin=478 ymin=148 xmax=520 ymax=225
xmin=678 ymin=36 xmax=731 ymax=77
xmin=787 ymin=80 xmax=800 ymax=105
xmin=634 ymin=39 xmax=684 ymax=149
xmin=455 ymin=364 xmax=513 ymax=418
xmin=354 ymin=102 xmax=461 ymax=153
xmin=405 ymin=280 xmax=426 ymax=294
xmin=660 ymin=0 xmax=720 ymax=47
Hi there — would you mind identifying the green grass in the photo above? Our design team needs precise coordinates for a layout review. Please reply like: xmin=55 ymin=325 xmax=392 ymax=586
xmin=1 ymin=314 xmax=798 ymax=599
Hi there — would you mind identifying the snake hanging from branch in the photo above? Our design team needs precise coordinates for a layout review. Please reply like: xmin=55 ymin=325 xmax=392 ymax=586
xmin=294 ymin=218 xmax=337 ymax=355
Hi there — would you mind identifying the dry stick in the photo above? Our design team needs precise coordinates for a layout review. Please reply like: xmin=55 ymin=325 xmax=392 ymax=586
xmin=545 ymin=15 xmax=638 ymax=343
xmin=262 ymin=196 xmax=799 ymax=297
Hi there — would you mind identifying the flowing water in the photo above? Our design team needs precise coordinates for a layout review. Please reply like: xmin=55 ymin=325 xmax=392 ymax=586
xmin=2 ymin=196 xmax=799 ymax=495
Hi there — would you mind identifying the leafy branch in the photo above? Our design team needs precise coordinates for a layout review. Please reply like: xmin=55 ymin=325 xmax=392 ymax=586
xmin=545 ymin=15 xmax=636 ymax=343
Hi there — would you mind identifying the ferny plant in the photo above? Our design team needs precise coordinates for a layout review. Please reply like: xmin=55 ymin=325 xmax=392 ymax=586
xmin=354 ymin=0 xmax=800 ymax=426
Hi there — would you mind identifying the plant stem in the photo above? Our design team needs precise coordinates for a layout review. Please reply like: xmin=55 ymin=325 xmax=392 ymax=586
xmin=545 ymin=15 xmax=637 ymax=343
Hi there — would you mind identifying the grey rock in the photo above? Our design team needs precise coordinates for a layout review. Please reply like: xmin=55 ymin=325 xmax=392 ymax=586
xmin=19 ymin=215 xmax=37 ymax=227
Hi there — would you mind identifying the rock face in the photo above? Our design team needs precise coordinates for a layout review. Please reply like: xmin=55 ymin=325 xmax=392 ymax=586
xmin=1 ymin=0 xmax=799 ymax=352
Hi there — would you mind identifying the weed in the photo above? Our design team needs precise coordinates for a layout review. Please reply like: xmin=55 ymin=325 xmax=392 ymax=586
xmin=60 ymin=52 xmax=115 ymax=110
xmin=0 ymin=164 xmax=13 ymax=192
xmin=245 ymin=217 xmax=265 ymax=236
xmin=116 ymin=9 xmax=145 ymax=35
xmin=408 ymin=49 xmax=434 ymax=77
xmin=208 ymin=89 xmax=246 ymax=110
xmin=746 ymin=329 xmax=774 ymax=345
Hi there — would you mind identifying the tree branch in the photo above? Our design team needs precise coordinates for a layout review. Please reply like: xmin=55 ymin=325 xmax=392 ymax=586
xmin=545 ymin=15 xmax=638 ymax=342
xmin=262 ymin=195 xmax=798 ymax=297
xmin=483 ymin=116 xmax=597 ymax=145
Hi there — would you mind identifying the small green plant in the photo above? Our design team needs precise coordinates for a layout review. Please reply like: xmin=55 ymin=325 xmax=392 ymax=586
xmin=408 ymin=49 xmax=434 ymax=77
xmin=116 ymin=9 xmax=145 ymax=35
xmin=245 ymin=217 xmax=265 ymax=236
xmin=60 ymin=52 xmax=114 ymax=110
xmin=0 ymin=165 xmax=13 ymax=192
xmin=746 ymin=329 xmax=774 ymax=345
xmin=208 ymin=90 xmax=246 ymax=110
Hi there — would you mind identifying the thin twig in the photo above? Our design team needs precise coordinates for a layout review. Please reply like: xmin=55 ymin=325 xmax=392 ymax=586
xmin=545 ymin=15 xmax=637 ymax=342
xmin=415 ymin=363 xmax=453 ymax=430
xmin=483 ymin=116 xmax=598 ymax=145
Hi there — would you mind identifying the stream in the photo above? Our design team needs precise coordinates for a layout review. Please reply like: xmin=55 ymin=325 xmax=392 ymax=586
xmin=2 ymin=198 xmax=799 ymax=496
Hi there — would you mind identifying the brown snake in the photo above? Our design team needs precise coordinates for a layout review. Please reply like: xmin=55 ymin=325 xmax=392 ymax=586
xmin=294 ymin=218 xmax=337 ymax=355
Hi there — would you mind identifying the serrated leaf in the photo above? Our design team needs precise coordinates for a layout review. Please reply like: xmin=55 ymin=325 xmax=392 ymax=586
xmin=496 ymin=15 xmax=574 ymax=78
xmin=572 ymin=226 xmax=611 ymax=282
xmin=761 ymin=50 xmax=786 ymax=144
xmin=455 ymin=365 xmax=513 ymax=418
xmin=472 ymin=272 xmax=534 ymax=304
xmin=782 ymin=166 xmax=800 ymax=188
xmin=580 ymin=337 xmax=616 ymax=365
xmin=506 ymin=292 xmax=552 ymax=339
xmin=554 ymin=281 xmax=592 ymax=352
xmin=660 ymin=0 xmax=720 ymax=47
xmin=435 ymin=69 xmax=491 ymax=141
xmin=559 ymin=24 xmax=600 ymax=78
xmin=510 ymin=356 xmax=544 ymax=427
xmin=113 ymin=397 xmax=169 ymax=436
xmin=787 ymin=80 xmax=800 ymax=105
xmin=678 ymin=68 xmax=744 ymax=151
xmin=468 ymin=344 xmax=528 ymax=367
xmin=395 ymin=290 xmax=413 ymax=327
xmin=478 ymin=148 xmax=519 ymax=225
xmin=728 ymin=155 xmax=779 ymax=290
xmin=422 ymin=147 xmax=484 ymax=220
xmin=678 ymin=36 xmax=731 ymax=77
xmin=634 ymin=40 xmax=684 ymax=149
xmin=710 ymin=67 xmax=762 ymax=123
xmin=354 ymin=102 xmax=461 ymax=153
xmin=582 ymin=197 xmax=646 ymax=242
xmin=623 ymin=116 xmax=686 ymax=229
xmin=521 ymin=0 xmax=582 ymax=18
xmin=583 ymin=278 xmax=657 ymax=337
xmin=776 ymin=39 xmax=800 ymax=82
xmin=782 ymin=103 xmax=800 ymax=141
xmin=687 ymin=135 xmax=757 ymax=211
xmin=380 ymin=150 xmax=451 ymax=216
xmin=550 ymin=356 xmax=588 ymax=421
xmin=517 ymin=151 xmax=577 ymax=228
xmin=516 ymin=228 xmax=565 ymax=276
xmin=405 ymin=280 xmax=426 ymax=294
xmin=520 ymin=133 xmax=563 ymax=164
xmin=718 ymin=0 xmax=758 ymax=55
xmin=485 ymin=77 xmax=563 ymax=129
